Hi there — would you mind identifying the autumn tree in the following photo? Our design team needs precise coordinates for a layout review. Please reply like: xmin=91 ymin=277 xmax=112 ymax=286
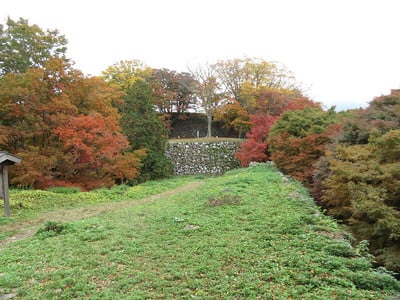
xmin=65 ymin=74 xmax=124 ymax=119
xmin=0 ymin=58 xmax=77 ymax=152
xmin=102 ymin=59 xmax=152 ymax=90
xmin=321 ymin=130 xmax=400 ymax=272
xmin=214 ymin=99 xmax=251 ymax=138
xmin=120 ymin=79 xmax=172 ymax=181
xmin=150 ymin=68 xmax=197 ymax=116
xmin=0 ymin=17 xmax=68 ymax=75
xmin=236 ymin=114 xmax=280 ymax=166
xmin=340 ymin=89 xmax=400 ymax=145
xmin=52 ymin=113 xmax=143 ymax=189
xmin=366 ymin=90 xmax=400 ymax=134
xmin=0 ymin=58 xmax=76 ymax=188
xmin=0 ymin=52 xmax=141 ymax=189
xmin=310 ymin=88 xmax=400 ymax=273
xmin=255 ymin=88 xmax=311 ymax=115
xmin=212 ymin=57 xmax=248 ymax=105
xmin=213 ymin=56 xmax=300 ymax=108
xmin=268 ymin=107 xmax=338 ymax=184
xmin=235 ymin=90 xmax=319 ymax=166
xmin=188 ymin=63 xmax=224 ymax=137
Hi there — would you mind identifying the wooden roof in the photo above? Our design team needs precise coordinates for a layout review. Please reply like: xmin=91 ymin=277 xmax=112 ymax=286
xmin=0 ymin=151 xmax=22 ymax=165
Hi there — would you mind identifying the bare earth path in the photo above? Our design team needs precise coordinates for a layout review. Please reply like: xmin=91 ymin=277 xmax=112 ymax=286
xmin=0 ymin=181 xmax=203 ymax=250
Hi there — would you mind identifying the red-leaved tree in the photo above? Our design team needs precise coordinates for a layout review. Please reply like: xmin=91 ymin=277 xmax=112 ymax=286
xmin=268 ymin=108 xmax=339 ymax=185
xmin=53 ymin=113 xmax=136 ymax=189
xmin=235 ymin=114 xmax=279 ymax=166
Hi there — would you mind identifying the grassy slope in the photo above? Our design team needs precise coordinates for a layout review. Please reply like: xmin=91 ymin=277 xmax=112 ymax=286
xmin=0 ymin=164 xmax=399 ymax=299
xmin=0 ymin=176 xmax=198 ymax=227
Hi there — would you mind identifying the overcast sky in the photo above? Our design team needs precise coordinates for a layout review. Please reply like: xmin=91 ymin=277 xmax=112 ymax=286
xmin=2 ymin=0 xmax=400 ymax=110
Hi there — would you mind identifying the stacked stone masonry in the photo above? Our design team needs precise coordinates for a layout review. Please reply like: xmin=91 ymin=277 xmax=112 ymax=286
xmin=165 ymin=140 xmax=242 ymax=175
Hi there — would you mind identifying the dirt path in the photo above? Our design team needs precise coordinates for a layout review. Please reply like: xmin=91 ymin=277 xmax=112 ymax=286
xmin=0 ymin=181 xmax=203 ymax=250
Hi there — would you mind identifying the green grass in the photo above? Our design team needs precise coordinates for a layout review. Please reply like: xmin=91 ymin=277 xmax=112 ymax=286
xmin=0 ymin=164 xmax=399 ymax=299
xmin=0 ymin=175 xmax=198 ymax=224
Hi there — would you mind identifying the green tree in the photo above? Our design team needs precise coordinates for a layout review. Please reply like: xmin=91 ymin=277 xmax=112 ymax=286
xmin=120 ymin=79 xmax=172 ymax=181
xmin=0 ymin=17 xmax=68 ymax=75
xmin=373 ymin=129 xmax=400 ymax=209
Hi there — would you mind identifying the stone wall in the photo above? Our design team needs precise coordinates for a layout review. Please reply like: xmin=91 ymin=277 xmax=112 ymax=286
xmin=165 ymin=140 xmax=243 ymax=175
xmin=169 ymin=113 xmax=237 ymax=138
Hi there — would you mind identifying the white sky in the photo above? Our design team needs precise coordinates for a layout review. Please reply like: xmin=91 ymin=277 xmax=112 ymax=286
xmin=2 ymin=0 xmax=400 ymax=110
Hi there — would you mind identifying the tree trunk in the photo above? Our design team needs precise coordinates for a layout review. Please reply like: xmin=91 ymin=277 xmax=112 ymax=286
xmin=207 ymin=114 xmax=212 ymax=138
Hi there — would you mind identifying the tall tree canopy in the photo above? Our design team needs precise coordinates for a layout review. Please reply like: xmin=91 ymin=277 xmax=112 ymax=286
xmin=212 ymin=57 xmax=300 ymax=108
xmin=0 ymin=58 xmax=78 ymax=152
xmin=102 ymin=59 xmax=152 ymax=90
xmin=188 ymin=63 xmax=225 ymax=137
xmin=150 ymin=68 xmax=197 ymax=116
xmin=102 ymin=60 xmax=174 ymax=180
xmin=0 ymin=17 xmax=68 ymax=76
xmin=214 ymin=99 xmax=251 ymax=138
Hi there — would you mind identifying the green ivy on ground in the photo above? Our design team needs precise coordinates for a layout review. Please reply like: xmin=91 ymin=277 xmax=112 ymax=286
xmin=0 ymin=164 xmax=399 ymax=299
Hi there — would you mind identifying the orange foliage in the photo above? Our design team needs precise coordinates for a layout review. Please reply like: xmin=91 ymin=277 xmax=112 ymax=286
xmin=215 ymin=99 xmax=252 ymax=138
xmin=108 ymin=150 xmax=147 ymax=184
xmin=0 ymin=59 xmax=143 ymax=189
xmin=269 ymin=132 xmax=332 ymax=184
xmin=52 ymin=113 xmax=136 ymax=189
xmin=54 ymin=113 xmax=127 ymax=166
xmin=10 ymin=147 xmax=60 ymax=189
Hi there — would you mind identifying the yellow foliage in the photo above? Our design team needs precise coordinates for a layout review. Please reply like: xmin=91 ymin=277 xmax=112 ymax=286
xmin=102 ymin=60 xmax=152 ymax=90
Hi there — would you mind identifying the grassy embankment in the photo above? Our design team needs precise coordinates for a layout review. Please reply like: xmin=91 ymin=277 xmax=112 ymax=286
xmin=0 ymin=164 xmax=399 ymax=299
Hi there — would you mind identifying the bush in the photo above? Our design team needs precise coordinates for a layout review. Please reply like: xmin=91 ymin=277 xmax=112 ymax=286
xmin=323 ymin=242 xmax=357 ymax=257
xmin=347 ymin=270 xmax=400 ymax=291
xmin=36 ymin=221 xmax=73 ymax=238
